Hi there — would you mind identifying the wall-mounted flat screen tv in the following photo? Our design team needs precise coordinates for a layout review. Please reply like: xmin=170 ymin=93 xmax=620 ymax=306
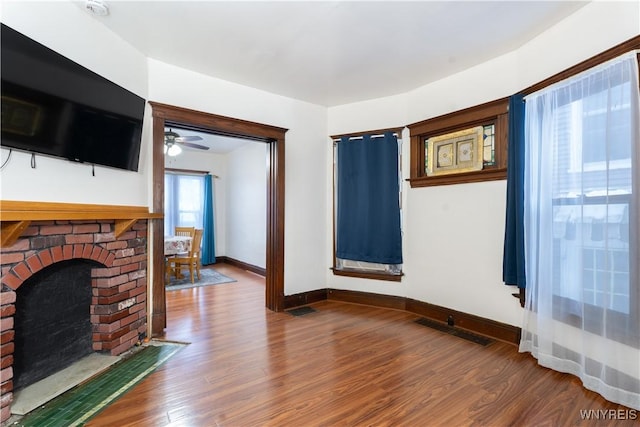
xmin=1 ymin=23 xmax=146 ymax=172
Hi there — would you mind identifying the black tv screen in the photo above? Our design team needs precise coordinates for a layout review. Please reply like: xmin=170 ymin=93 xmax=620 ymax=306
xmin=1 ymin=23 xmax=145 ymax=171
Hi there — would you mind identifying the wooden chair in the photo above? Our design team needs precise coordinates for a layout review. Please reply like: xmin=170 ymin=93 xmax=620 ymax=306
xmin=167 ymin=228 xmax=203 ymax=283
xmin=165 ymin=226 xmax=195 ymax=281
xmin=172 ymin=226 xmax=195 ymax=260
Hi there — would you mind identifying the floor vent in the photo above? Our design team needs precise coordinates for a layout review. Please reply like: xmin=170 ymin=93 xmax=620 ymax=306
xmin=287 ymin=306 xmax=317 ymax=317
xmin=415 ymin=317 xmax=493 ymax=346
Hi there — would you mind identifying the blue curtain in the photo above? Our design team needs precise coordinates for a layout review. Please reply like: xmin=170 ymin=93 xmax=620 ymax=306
xmin=336 ymin=132 xmax=402 ymax=264
xmin=502 ymin=94 xmax=526 ymax=288
xmin=201 ymin=174 xmax=216 ymax=265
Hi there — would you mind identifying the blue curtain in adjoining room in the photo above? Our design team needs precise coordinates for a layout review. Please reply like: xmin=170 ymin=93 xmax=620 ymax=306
xmin=201 ymin=174 xmax=216 ymax=265
xmin=336 ymin=132 xmax=402 ymax=264
xmin=502 ymin=93 xmax=526 ymax=288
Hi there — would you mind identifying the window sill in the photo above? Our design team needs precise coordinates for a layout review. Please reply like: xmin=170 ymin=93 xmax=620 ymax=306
xmin=331 ymin=268 xmax=403 ymax=282
xmin=552 ymin=295 xmax=639 ymax=348
xmin=408 ymin=168 xmax=506 ymax=188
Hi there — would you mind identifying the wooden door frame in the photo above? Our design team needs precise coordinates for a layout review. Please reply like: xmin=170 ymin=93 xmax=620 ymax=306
xmin=149 ymin=102 xmax=286 ymax=335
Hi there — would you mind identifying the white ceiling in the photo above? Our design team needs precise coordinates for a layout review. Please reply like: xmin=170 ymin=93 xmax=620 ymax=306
xmin=165 ymin=127 xmax=253 ymax=154
xmin=88 ymin=1 xmax=587 ymax=153
xmin=83 ymin=0 xmax=588 ymax=108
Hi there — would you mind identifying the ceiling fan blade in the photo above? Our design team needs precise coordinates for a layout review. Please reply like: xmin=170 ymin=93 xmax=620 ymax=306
xmin=175 ymin=135 xmax=203 ymax=142
xmin=178 ymin=141 xmax=210 ymax=150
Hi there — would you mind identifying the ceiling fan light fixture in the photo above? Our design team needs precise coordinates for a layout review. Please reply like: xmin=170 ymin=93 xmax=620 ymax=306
xmin=167 ymin=143 xmax=182 ymax=157
xmin=164 ymin=129 xmax=209 ymax=152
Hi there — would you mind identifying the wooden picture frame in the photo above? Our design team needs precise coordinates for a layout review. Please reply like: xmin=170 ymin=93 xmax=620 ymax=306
xmin=427 ymin=126 xmax=483 ymax=176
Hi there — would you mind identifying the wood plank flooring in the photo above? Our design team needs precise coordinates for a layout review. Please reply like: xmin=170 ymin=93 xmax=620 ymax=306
xmin=87 ymin=263 xmax=636 ymax=426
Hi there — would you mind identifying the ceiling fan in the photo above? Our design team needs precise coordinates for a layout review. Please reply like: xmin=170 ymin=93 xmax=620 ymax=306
xmin=164 ymin=129 xmax=210 ymax=156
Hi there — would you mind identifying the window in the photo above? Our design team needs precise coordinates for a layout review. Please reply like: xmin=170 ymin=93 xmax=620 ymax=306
xmin=545 ymin=63 xmax=635 ymax=322
xmin=519 ymin=49 xmax=639 ymax=410
xmin=523 ymin=51 xmax=638 ymax=344
xmin=164 ymin=172 xmax=205 ymax=236
xmin=481 ymin=124 xmax=496 ymax=167
xmin=408 ymin=98 xmax=509 ymax=187
xmin=551 ymin=197 xmax=632 ymax=318
xmin=332 ymin=130 xmax=403 ymax=281
xmin=583 ymin=246 xmax=630 ymax=313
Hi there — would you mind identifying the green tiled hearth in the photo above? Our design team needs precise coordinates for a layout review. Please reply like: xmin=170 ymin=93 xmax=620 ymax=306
xmin=14 ymin=343 xmax=184 ymax=427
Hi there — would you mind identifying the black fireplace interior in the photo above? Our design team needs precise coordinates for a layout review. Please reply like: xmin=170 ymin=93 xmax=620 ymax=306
xmin=14 ymin=260 xmax=96 ymax=390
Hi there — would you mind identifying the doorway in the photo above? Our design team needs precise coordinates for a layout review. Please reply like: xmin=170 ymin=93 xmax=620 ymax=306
xmin=149 ymin=102 xmax=286 ymax=335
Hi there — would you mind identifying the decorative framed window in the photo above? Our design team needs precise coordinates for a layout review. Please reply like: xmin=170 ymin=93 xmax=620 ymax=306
xmin=407 ymin=98 xmax=509 ymax=187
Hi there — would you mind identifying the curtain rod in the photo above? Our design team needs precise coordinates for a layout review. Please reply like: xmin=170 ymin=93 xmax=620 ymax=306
xmin=330 ymin=126 xmax=405 ymax=141
xmin=165 ymin=167 xmax=219 ymax=178
xmin=334 ymin=133 xmax=392 ymax=142
xmin=332 ymin=132 xmax=402 ymax=143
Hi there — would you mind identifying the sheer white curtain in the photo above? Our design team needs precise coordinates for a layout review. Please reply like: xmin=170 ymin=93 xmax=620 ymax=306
xmin=164 ymin=173 xmax=205 ymax=236
xmin=521 ymin=51 xmax=639 ymax=410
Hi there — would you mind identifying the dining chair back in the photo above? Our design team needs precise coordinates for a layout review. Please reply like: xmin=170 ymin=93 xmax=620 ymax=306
xmin=174 ymin=226 xmax=195 ymax=238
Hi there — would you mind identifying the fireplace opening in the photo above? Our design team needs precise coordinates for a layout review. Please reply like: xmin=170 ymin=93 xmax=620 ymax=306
xmin=13 ymin=259 xmax=97 ymax=391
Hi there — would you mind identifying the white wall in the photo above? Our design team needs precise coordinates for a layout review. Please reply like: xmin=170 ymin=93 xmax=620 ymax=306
xmin=148 ymin=59 xmax=329 ymax=295
xmin=164 ymin=150 xmax=227 ymax=257
xmin=225 ymin=143 xmax=268 ymax=268
xmin=327 ymin=1 xmax=639 ymax=327
xmin=0 ymin=1 xmax=152 ymax=206
xmin=515 ymin=1 xmax=640 ymax=91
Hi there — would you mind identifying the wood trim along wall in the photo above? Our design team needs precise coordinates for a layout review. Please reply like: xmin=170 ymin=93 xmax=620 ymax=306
xmin=522 ymin=35 xmax=640 ymax=96
xmin=151 ymin=110 xmax=166 ymax=336
xmin=407 ymin=98 xmax=508 ymax=137
xmin=283 ymin=288 xmax=521 ymax=345
xmin=405 ymin=298 xmax=521 ymax=345
xmin=330 ymin=269 xmax=403 ymax=282
xmin=328 ymin=289 xmax=406 ymax=311
xmin=150 ymin=102 xmax=287 ymax=336
xmin=215 ymin=256 xmax=266 ymax=277
xmin=283 ymin=289 xmax=329 ymax=309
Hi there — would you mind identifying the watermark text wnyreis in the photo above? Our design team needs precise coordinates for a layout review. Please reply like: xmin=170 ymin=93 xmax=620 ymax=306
xmin=579 ymin=409 xmax=637 ymax=421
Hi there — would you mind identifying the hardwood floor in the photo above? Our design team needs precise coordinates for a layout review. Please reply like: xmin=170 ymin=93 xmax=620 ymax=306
xmin=87 ymin=263 xmax=636 ymax=426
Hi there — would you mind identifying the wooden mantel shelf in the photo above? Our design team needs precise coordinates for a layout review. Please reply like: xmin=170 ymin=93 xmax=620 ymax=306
xmin=0 ymin=200 xmax=163 ymax=247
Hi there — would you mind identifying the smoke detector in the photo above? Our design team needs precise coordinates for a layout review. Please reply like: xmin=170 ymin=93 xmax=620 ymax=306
xmin=85 ymin=0 xmax=109 ymax=16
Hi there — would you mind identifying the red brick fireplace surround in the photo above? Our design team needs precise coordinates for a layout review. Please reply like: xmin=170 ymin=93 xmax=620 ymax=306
xmin=0 ymin=201 xmax=161 ymax=422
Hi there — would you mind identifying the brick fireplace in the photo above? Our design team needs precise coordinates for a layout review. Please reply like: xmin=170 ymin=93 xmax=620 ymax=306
xmin=0 ymin=213 xmax=150 ymax=422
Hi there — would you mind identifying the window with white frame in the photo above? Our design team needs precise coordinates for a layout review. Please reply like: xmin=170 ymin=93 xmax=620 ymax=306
xmin=548 ymin=68 xmax=634 ymax=316
xmin=520 ymin=50 xmax=640 ymax=410
xmin=164 ymin=172 xmax=205 ymax=236
xmin=524 ymin=51 xmax=639 ymax=341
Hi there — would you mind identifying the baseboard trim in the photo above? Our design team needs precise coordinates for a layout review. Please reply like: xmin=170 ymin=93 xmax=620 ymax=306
xmin=405 ymin=299 xmax=521 ymax=345
xmin=215 ymin=256 xmax=266 ymax=277
xmin=328 ymin=289 xmax=406 ymax=311
xmin=284 ymin=289 xmax=328 ymax=309
xmin=284 ymin=288 xmax=521 ymax=345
